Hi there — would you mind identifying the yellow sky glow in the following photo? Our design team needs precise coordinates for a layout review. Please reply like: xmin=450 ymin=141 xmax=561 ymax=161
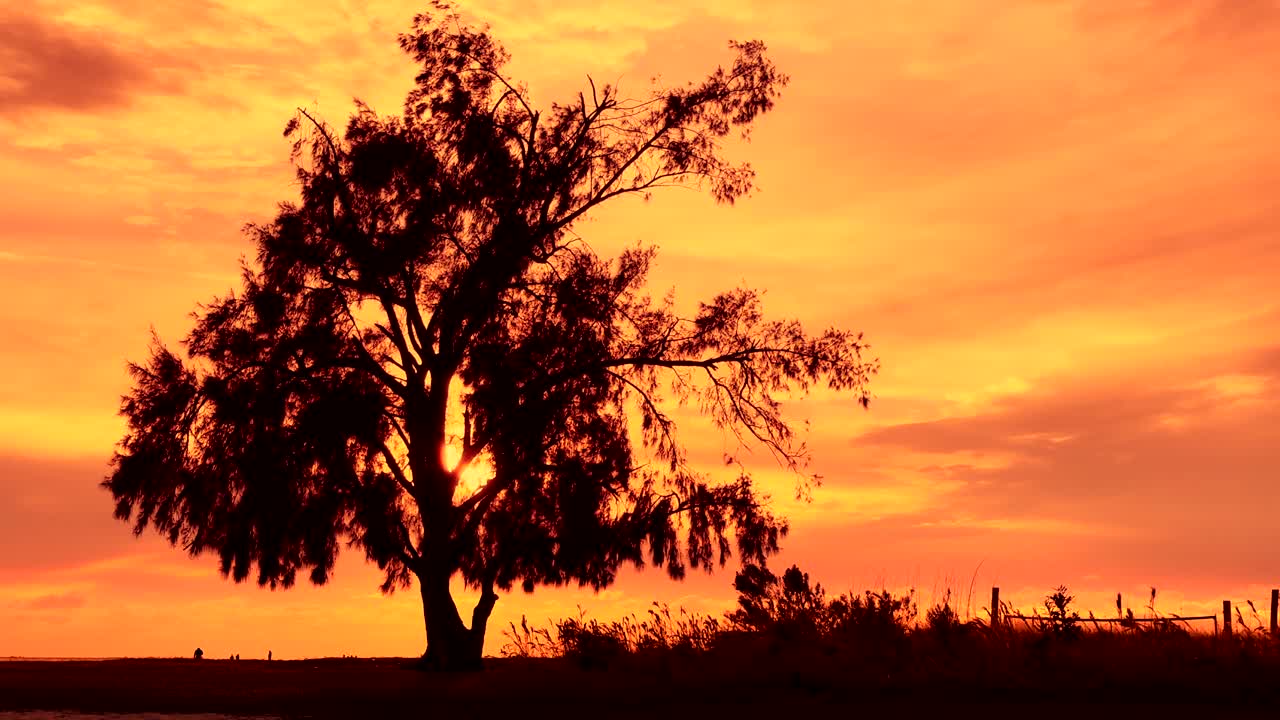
xmin=2 ymin=0 xmax=1279 ymax=658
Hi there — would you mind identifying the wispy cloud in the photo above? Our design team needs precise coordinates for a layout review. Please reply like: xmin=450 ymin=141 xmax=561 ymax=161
xmin=0 ymin=12 xmax=187 ymax=113
xmin=0 ymin=249 xmax=228 ymax=280
xmin=1 ymin=0 xmax=1279 ymax=658
xmin=23 ymin=591 xmax=87 ymax=611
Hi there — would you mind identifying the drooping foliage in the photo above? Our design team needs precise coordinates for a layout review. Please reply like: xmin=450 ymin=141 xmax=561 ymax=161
xmin=106 ymin=1 xmax=876 ymax=667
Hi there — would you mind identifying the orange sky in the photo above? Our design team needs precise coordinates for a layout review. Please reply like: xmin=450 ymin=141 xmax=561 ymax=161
xmin=3 ymin=0 xmax=1279 ymax=658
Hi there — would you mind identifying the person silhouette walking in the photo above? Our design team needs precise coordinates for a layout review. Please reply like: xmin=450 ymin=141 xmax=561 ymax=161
xmin=193 ymin=647 xmax=204 ymax=660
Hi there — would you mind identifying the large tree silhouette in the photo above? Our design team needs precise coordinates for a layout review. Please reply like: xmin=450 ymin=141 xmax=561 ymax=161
xmin=105 ymin=3 xmax=876 ymax=670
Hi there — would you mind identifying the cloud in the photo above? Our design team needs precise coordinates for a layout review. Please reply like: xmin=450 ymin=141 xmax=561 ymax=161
xmin=0 ymin=13 xmax=186 ymax=113
xmin=1 ymin=0 xmax=1279 ymax=658
xmin=822 ymin=361 xmax=1280 ymax=584
xmin=1077 ymin=0 xmax=1280 ymax=47
xmin=24 ymin=591 xmax=86 ymax=611
xmin=0 ymin=453 xmax=137 ymax=576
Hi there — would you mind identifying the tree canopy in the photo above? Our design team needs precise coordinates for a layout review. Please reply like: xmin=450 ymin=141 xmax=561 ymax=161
xmin=105 ymin=2 xmax=877 ymax=670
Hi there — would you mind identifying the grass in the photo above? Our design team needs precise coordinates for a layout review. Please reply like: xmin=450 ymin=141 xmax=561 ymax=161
xmin=3 ymin=566 xmax=1277 ymax=718
xmin=502 ymin=564 xmax=1280 ymax=704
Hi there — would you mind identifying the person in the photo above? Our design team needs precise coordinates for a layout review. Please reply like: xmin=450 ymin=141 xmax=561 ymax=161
xmin=267 ymin=650 xmax=272 ymax=661
xmin=193 ymin=647 xmax=203 ymax=660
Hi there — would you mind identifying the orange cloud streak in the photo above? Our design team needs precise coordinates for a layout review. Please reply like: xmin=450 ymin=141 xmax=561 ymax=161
xmin=2 ymin=0 xmax=1278 ymax=657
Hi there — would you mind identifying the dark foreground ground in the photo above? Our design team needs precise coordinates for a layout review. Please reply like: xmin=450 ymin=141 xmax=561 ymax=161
xmin=1 ymin=656 xmax=1278 ymax=720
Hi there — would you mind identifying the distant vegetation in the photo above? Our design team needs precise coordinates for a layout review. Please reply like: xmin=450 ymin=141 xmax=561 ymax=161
xmin=503 ymin=564 xmax=1280 ymax=702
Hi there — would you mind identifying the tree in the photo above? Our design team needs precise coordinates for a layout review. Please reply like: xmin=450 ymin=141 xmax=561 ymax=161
xmin=104 ymin=2 xmax=877 ymax=671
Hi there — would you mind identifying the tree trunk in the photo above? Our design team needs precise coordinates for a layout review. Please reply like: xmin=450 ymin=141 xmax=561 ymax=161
xmin=408 ymin=407 xmax=498 ymax=671
xmin=417 ymin=567 xmax=497 ymax=671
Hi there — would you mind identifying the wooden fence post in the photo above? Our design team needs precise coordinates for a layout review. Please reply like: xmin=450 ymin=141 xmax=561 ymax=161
xmin=991 ymin=587 xmax=1000 ymax=626
xmin=1270 ymin=589 xmax=1277 ymax=636
xmin=1223 ymin=600 xmax=1232 ymax=638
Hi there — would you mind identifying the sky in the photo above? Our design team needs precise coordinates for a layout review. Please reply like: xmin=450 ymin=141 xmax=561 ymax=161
xmin=2 ymin=0 xmax=1279 ymax=658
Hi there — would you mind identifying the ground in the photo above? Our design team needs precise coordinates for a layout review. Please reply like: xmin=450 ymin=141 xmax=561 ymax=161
xmin=1 ymin=657 xmax=1278 ymax=719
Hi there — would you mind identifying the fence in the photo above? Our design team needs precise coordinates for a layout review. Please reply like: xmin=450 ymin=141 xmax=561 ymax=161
xmin=987 ymin=587 xmax=1280 ymax=637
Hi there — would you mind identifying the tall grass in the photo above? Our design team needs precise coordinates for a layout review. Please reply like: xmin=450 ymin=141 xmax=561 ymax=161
xmin=502 ymin=603 xmax=721 ymax=663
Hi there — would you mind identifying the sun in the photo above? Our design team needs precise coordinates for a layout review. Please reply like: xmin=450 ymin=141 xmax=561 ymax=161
xmin=444 ymin=443 xmax=494 ymax=503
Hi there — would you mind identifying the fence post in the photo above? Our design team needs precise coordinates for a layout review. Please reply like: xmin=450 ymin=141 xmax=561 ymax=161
xmin=1270 ymin=589 xmax=1277 ymax=636
xmin=1116 ymin=593 xmax=1122 ymax=618
xmin=991 ymin=587 xmax=1000 ymax=626
xmin=1223 ymin=600 xmax=1232 ymax=638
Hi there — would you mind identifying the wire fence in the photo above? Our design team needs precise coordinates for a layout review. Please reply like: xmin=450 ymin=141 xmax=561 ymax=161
xmin=1003 ymin=613 xmax=1220 ymax=635
xmin=989 ymin=587 xmax=1279 ymax=637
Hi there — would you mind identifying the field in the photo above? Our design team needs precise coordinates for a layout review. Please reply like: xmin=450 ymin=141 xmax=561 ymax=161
xmin=1 ymin=637 xmax=1278 ymax=720
xmin=5 ymin=578 xmax=1278 ymax=719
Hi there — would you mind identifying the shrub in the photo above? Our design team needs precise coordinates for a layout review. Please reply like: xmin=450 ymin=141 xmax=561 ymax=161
xmin=1042 ymin=585 xmax=1081 ymax=639
xmin=924 ymin=594 xmax=974 ymax=647
xmin=828 ymin=588 xmax=917 ymax=658
xmin=727 ymin=563 xmax=832 ymax=639
xmin=726 ymin=562 xmax=918 ymax=660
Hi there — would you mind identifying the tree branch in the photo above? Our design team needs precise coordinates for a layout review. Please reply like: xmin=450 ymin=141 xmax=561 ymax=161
xmin=379 ymin=442 xmax=416 ymax=497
